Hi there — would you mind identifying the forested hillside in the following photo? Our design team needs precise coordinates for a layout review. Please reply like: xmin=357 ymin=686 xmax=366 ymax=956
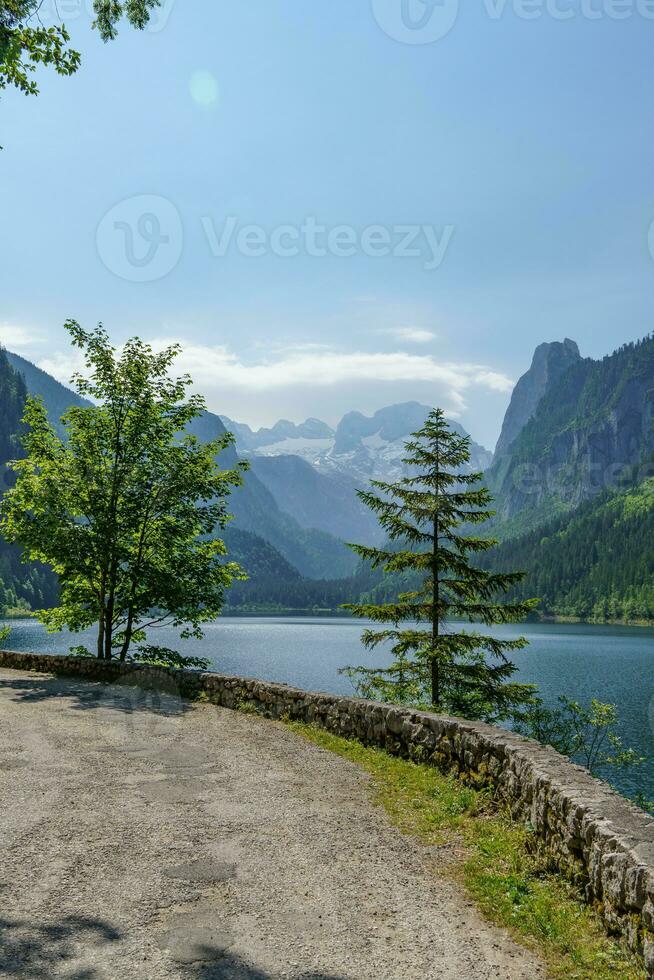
xmin=488 ymin=334 xmax=654 ymax=535
xmin=0 ymin=349 xmax=59 ymax=612
xmin=469 ymin=333 xmax=654 ymax=623
xmin=331 ymin=336 xmax=654 ymax=624
xmin=5 ymin=351 xmax=88 ymax=433
xmin=479 ymin=478 xmax=654 ymax=623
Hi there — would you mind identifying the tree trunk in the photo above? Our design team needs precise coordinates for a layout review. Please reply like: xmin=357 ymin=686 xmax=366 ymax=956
xmin=431 ymin=522 xmax=440 ymax=707
xmin=96 ymin=608 xmax=105 ymax=660
xmin=431 ymin=443 xmax=440 ymax=708
xmin=103 ymin=558 xmax=119 ymax=661
xmin=118 ymin=608 xmax=133 ymax=662
xmin=104 ymin=591 xmax=114 ymax=661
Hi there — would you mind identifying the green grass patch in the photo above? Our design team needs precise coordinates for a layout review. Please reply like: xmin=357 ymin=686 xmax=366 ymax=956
xmin=287 ymin=722 xmax=644 ymax=980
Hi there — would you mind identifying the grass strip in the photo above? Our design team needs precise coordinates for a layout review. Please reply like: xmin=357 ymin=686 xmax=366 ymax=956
xmin=286 ymin=721 xmax=644 ymax=980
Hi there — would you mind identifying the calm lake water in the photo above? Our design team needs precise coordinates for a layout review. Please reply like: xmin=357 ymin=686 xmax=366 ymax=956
xmin=3 ymin=616 xmax=654 ymax=801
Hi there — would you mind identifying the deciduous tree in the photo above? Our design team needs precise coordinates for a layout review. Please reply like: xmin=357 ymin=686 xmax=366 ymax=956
xmin=1 ymin=0 xmax=159 ymax=99
xmin=0 ymin=320 xmax=246 ymax=663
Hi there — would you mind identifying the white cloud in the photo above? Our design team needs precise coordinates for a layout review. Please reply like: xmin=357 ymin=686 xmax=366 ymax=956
xmin=384 ymin=326 xmax=436 ymax=344
xmin=158 ymin=340 xmax=514 ymax=398
xmin=0 ymin=323 xmax=44 ymax=350
xmin=37 ymin=350 xmax=86 ymax=385
xmin=36 ymin=340 xmax=513 ymax=428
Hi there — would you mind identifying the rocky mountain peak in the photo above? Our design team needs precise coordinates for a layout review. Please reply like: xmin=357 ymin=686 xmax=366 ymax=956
xmin=494 ymin=339 xmax=582 ymax=459
xmin=220 ymin=415 xmax=334 ymax=451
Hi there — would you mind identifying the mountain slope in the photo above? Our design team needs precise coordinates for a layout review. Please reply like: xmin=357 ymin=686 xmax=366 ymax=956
xmin=0 ymin=349 xmax=59 ymax=611
xmin=480 ymin=477 xmax=654 ymax=623
xmin=248 ymin=454 xmax=383 ymax=545
xmin=222 ymin=402 xmax=492 ymax=545
xmin=5 ymin=351 xmax=88 ymax=435
xmin=222 ymin=527 xmax=301 ymax=581
xmin=323 ymin=402 xmax=492 ymax=481
xmin=4 ymin=355 xmax=355 ymax=593
xmin=493 ymin=339 xmax=581 ymax=459
xmin=188 ymin=411 xmax=356 ymax=578
xmin=487 ymin=334 xmax=654 ymax=534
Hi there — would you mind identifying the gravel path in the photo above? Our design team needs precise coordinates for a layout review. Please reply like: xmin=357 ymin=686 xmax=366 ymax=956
xmin=0 ymin=669 xmax=546 ymax=979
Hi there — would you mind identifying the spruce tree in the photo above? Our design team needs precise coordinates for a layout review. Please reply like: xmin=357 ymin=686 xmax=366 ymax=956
xmin=342 ymin=409 xmax=537 ymax=722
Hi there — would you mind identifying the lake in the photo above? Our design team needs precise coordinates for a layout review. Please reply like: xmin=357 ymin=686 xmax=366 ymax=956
xmin=3 ymin=616 xmax=654 ymax=802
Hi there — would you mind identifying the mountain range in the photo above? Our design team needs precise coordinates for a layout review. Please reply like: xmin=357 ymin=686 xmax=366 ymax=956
xmin=0 ymin=356 xmax=362 ymax=583
xmin=3 ymin=332 xmax=654 ymax=622
xmin=220 ymin=402 xmax=492 ymax=548
xmin=0 ymin=355 xmax=496 ymax=612
xmin=222 ymin=402 xmax=492 ymax=483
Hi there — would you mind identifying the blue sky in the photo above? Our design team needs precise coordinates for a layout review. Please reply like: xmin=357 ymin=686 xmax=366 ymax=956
xmin=2 ymin=0 xmax=654 ymax=448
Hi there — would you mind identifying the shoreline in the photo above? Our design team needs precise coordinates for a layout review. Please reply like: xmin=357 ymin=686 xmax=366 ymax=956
xmin=4 ymin=609 xmax=654 ymax=629
xmin=537 ymin=613 xmax=654 ymax=629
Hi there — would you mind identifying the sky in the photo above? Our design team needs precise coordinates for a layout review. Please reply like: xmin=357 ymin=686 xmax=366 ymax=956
xmin=2 ymin=0 xmax=654 ymax=450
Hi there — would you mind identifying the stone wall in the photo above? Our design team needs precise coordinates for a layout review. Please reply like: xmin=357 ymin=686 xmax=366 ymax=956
xmin=2 ymin=648 xmax=653 ymax=973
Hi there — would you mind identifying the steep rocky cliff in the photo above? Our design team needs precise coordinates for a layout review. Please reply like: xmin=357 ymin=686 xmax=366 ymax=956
xmin=488 ymin=335 xmax=654 ymax=532
xmin=493 ymin=339 xmax=581 ymax=459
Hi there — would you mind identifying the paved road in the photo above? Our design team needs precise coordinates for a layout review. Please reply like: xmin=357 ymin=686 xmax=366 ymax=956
xmin=0 ymin=669 xmax=545 ymax=979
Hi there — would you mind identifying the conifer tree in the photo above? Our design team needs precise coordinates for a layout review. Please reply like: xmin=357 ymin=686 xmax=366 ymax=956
xmin=342 ymin=409 xmax=537 ymax=722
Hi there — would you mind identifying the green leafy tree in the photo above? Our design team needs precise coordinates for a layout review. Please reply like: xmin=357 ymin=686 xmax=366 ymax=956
xmin=514 ymin=696 xmax=645 ymax=774
xmin=342 ymin=408 xmax=537 ymax=722
xmin=1 ymin=0 xmax=158 ymax=99
xmin=0 ymin=320 xmax=246 ymax=663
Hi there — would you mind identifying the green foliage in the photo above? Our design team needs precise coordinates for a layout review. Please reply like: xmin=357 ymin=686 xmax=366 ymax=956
xmin=0 ymin=321 xmax=246 ymax=661
xmin=486 ymin=333 xmax=654 ymax=537
xmin=480 ymin=477 xmax=654 ymax=623
xmin=0 ymin=2 xmax=79 ymax=98
xmin=342 ymin=409 xmax=538 ymax=721
xmin=68 ymin=644 xmax=94 ymax=658
xmin=0 ymin=0 xmax=158 ymax=106
xmin=0 ymin=345 xmax=27 ymax=475
xmin=515 ymin=697 xmax=645 ymax=775
xmin=129 ymin=644 xmax=210 ymax=671
xmin=92 ymin=0 xmax=161 ymax=41
xmin=0 ymin=348 xmax=59 ymax=613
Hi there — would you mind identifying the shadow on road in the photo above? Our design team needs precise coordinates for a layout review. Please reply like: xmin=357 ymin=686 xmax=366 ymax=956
xmin=0 ymin=914 xmax=121 ymax=979
xmin=0 ymin=674 xmax=188 ymax=718
xmin=188 ymin=950 xmax=346 ymax=980
xmin=0 ymin=915 xmax=347 ymax=979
